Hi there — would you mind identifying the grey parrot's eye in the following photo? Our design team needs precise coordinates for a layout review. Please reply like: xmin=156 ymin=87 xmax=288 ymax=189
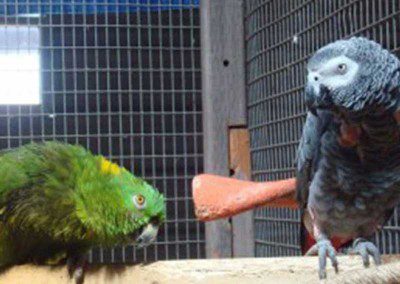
xmin=133 ymin=194 xmax=147 ymax=210
xmin=337 ymin=63 xmax=347 ymax=73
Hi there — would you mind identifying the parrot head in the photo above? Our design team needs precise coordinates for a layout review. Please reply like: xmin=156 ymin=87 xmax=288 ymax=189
xmin=305 ymin=37 xmax=400 ymax=117
xmin=116 ymin=172 xmax=166 ymax=249
xmin=76 ymin=156 xmax=166 ymax=248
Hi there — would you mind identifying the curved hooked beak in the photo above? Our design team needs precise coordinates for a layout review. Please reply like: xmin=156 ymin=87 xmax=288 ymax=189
xmin=305 ymin=84 xmax=318 ymax=116
xmin=135 ymin=221 xmax=160 ymax=248
xmin=305 ymin=83 xmax=334 ymax=116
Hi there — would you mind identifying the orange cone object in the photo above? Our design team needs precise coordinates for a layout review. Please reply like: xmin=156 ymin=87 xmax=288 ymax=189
xmin=192 ymin=174 xmax=298 ymax=221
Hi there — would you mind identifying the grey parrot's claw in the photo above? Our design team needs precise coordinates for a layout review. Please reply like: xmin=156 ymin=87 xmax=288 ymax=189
xmin=348 ymin=238 xmax=381 ymax=268
xmin=308 ymin=239 xmax=339 ymax=279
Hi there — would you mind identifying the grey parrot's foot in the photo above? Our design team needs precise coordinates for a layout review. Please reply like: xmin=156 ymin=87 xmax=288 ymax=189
xmin=67 ymin=254 xmax=87 ymax=284
xmin=346 ymin=238 xmax=381 ymax=268
xmin=305 ymin=239 xmax=339 ymax=279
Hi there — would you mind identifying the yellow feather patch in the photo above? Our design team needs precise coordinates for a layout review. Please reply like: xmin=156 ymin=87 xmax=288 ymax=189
xmin=100 ymin=157 xmax=121 ymax=176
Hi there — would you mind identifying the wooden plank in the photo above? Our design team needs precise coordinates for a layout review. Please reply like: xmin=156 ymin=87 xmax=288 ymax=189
xmin=200 ymin=0 xmax=246 ymax=258
xmin=1 ymin=255 xmax=399 ymax=284
xmin=229 ymin=128 xmax=255 ymax=257
xmin=229 ymin=129 xmax=251 ymax=177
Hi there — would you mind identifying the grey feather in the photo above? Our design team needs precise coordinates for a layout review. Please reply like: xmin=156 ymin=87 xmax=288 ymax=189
xmin=296 ymin=110 xmax=333 ymax=209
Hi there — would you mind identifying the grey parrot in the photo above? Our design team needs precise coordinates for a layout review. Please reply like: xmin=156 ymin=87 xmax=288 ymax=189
xmin=296 ymin=37 xmax=400 ymax=279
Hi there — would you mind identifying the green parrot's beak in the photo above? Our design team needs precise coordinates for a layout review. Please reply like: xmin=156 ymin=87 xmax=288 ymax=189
xmin=135 ymin=222 xmax=159 ymax=248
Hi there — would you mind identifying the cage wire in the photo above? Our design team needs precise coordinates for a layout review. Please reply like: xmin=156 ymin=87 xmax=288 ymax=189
xmin=245 ymin=0 xmax=400 ymax=257
xmin=0 ymin=0 xmax=204 ymax=263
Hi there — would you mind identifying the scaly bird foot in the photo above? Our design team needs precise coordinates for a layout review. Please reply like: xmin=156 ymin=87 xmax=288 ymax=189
xmin=67 ymin=254 xmax=87 ymax=284
xmin=305 ymin=239 xmax=339 ymax=279
xmin=346 ymin=238 xmax=381 ymax=268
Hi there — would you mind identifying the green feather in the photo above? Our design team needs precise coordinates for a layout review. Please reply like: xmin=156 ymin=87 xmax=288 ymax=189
xmin=0 ymin=141 xmax=165 ymax=266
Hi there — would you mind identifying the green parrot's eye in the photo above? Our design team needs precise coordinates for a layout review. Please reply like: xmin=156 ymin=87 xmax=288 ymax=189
xmin=133 ymin=194 xmax=146 ymax=210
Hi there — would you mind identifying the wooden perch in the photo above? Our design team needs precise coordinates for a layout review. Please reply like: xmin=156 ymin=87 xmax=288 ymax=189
xmin=331 ymin=259 xmax=400 ymax=284
xmin=192 ymin=174 xmax=297 ymax=221
xmin=0 ymin=255 xmax=399 ymax=284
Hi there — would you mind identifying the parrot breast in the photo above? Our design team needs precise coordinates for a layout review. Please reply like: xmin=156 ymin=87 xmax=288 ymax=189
xmin=308 ymin=115 xmax=400 ymax=239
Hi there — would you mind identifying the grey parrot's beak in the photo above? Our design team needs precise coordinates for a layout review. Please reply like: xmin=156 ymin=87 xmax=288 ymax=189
xmin=135 ymin=222 xmax=159 ymax=248
xmin=305 ymin=82 xmax=334 ymax=115
xmin=305 ymin=84 xmax=318 ymax=116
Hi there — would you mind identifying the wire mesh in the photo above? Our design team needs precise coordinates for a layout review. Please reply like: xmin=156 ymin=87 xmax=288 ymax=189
xmin=0 ymin=0 xmax=204 ymax=263
xmin=245 ymin=0 xmax=400 ymax=257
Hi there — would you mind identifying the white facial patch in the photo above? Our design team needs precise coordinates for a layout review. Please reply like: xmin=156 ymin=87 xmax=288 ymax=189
xmin=307 ymin=55 xmax=359 ymax=94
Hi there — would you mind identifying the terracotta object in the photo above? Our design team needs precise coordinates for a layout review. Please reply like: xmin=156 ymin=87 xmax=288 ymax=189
xmin=192 ymin=174 xmax=298 ymax=221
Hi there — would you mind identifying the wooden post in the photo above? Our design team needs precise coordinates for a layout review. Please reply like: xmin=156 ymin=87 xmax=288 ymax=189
xmin=200 ymin=0 xmax=248 ymax=258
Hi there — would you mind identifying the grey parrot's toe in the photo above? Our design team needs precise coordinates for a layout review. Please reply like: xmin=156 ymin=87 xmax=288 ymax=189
xmin=306 ymin=239 xmax=339 ymax=279
xmin=348 ymin=238 xmax=381 ymax=268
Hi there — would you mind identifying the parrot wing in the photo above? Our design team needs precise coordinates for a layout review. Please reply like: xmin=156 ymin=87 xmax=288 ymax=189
xmin=296 ymin=110 xmax=333 ymax=208
xmin=0 ymin=142 xmax=85 ymax=236
xmin=296 ymin=110 xmax=334 ymax=254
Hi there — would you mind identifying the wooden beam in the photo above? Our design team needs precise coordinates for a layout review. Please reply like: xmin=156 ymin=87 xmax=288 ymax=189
xmin=200 ymin=0 xmax=246 ymax=258
xmin=229 ymin=128 xmax=254 ymax=257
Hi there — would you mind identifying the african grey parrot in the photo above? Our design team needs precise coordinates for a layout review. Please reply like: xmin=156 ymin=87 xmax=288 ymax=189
xmin=296 ymin=37 xmax=400 ymax=279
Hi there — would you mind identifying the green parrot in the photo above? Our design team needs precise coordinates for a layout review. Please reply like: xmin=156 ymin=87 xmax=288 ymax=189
xmin=0 ymin=141 xmax=165 ymax=283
